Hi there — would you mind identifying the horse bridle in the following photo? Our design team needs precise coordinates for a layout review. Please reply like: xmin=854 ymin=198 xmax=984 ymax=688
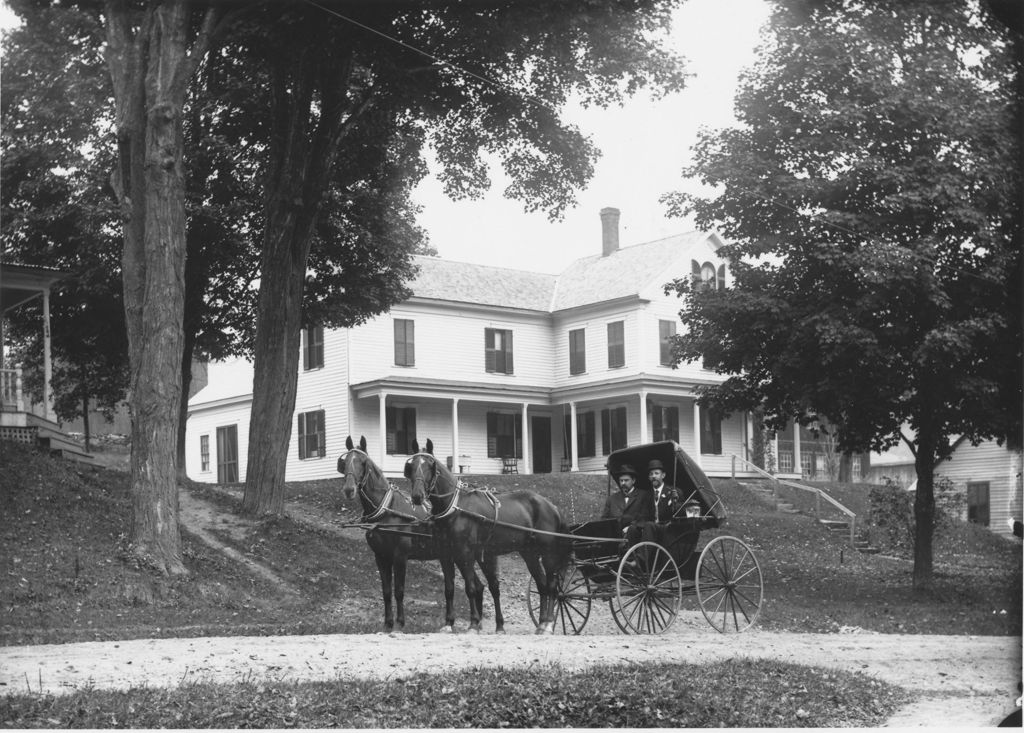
xmin=341 ymin=449 xmax=394 ymax=521
xmin=407 ymin=453 xmax=458 ymax=519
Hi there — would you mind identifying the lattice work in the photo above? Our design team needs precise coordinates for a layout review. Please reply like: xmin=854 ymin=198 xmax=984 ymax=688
xmin=0 ymin=427 xmax=38 ymax=445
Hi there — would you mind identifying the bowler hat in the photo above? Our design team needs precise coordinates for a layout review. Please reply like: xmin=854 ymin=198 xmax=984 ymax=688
xmin=647 ymin=459 xmax=665 ymax=472
xmin=616 ymin=464 xmax=637 ymax=478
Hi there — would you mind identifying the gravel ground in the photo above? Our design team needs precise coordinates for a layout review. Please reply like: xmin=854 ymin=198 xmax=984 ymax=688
xmin=1 ymin=629 xmax=1020 ymax=727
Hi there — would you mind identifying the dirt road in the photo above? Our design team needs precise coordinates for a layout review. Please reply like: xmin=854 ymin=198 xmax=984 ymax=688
xmin=1 ymin=629 xmax=1020 ymax=727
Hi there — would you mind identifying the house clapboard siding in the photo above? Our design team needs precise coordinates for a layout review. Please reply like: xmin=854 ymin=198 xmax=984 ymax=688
xmin=187 ymin=214 xmax=808 ymax=486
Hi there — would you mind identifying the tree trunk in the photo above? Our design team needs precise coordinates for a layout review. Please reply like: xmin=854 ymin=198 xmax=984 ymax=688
xmin=911 ymin=431 xmax=937 ymax=592
xmin=176 ymin=331 xmax=194 ymax=483
xmin=105 ymin=2 xmax=221 ymax=575
xmin=241 ymin=224 xmax=306 ymax=516
xmin=241 ymin=26 xmax=361 ymax=516
xmin=838 ymin=452 xmax=852 ymax=483
xmin=82 ymin=393 xmax=91 ymax=453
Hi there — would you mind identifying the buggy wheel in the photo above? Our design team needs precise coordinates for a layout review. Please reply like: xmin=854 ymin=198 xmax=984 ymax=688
xmin=613 ymin=542 xmax=682 ymax=634
xmin=696 ymin=535 xmax=764 ymax=633
xmin=526 ymin=565 xmax=592 ymax=635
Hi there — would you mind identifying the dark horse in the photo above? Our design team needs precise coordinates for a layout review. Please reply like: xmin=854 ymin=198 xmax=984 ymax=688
xmin=338 ymin=436 xmax=504 ymax=633
xmin=406 ymin=440 xmax=573 ymax=634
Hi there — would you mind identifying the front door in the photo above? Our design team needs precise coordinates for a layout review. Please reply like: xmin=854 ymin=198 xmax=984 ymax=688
xmin=531 ymin=416 xmax=552 ymax=473
xmin=216 ymin=424 xmax=238 ymax=483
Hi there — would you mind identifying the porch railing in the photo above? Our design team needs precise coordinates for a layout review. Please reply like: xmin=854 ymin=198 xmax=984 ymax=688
xmin=0 ymin=368 xmax=24 ymax=412
xmin=731 ymin=453 xmax=857 ymax=546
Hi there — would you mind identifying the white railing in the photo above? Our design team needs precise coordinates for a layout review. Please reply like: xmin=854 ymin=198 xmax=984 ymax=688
xmin=0 ymin=368 xmax=24 ymax=412
xmin=731 ymin=453 xmax=857 ymax=545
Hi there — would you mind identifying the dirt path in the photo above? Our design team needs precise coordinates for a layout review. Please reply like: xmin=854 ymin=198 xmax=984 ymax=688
xmin=1 ymin=630 xmax=1019 ymax=727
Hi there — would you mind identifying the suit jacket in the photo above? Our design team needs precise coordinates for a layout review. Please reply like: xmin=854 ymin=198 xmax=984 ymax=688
xmin=650 ymin=482 xmax=681 ymax=523
xmin=619 ymin=489 xmax=656 ymax=527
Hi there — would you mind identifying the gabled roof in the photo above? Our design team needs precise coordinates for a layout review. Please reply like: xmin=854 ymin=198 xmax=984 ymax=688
xmin=551 ymin=231 xmax=720 ymax=312
xmin=409 ymin=230 xmax=722 ymax=313
xmin=409 ymin=256 xmax=557 ymax=312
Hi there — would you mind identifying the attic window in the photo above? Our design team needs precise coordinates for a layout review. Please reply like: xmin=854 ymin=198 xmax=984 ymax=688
xmin=691 ymin=260 xmax=726 ymax=292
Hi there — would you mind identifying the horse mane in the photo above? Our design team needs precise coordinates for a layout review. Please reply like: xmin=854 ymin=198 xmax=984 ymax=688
xmin=361 ymin=452 xmax=388 ymax=488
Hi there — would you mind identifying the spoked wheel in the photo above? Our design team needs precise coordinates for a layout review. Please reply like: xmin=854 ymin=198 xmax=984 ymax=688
xmin=613 ymin=541 xmax=682 ymax=634
xmin=696 ymin=535 xmax=764 ymax=633
xmin=526 ymin=564 xmax=592 ymax=634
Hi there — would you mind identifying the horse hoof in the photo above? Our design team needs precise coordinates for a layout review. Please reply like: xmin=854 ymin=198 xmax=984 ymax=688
xmin=468 ymin=627 xmax=482 ymax=634
xmin=438 ymin=625 xmax=454 ymax=634
xmin=495 ymin=628 xmax=506 ymax=635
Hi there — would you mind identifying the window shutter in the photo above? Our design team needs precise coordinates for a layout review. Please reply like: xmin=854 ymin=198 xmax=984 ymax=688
xmin=691 ymin=260 xmax=701 ymax=289
xmin=505 ymin=330 xmax=513 ymax=373
xmin=301 ymin=329 xmax=309 ymax=371
xmin=298 ymin=413 xmax=307 ymax=459
xmin=317 ymin=410 xmax=326 ymax=458
xmin=408 ymin=321 xmax=415 ymax=365
xmin=487 ymin=412 xmax=498 ymax=457
xmin=601 ymin=409 xmax=610 ymax=455
xmin=717 ymin=264 xmax=726 ymax=290
xmin=406 ymin=408 xmax=417 ymax=455
xmin=485 ymin=330 xmax=496 ymax=372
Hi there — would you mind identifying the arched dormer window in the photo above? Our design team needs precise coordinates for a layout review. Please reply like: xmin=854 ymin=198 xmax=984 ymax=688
xmin=691 ymin=260 xmax=726 ymax=292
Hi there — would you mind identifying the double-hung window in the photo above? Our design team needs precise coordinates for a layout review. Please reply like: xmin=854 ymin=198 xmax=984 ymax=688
xmin=700 ymin=408 xmax=723 ymax=455
xmin=386 ymin=406 xmax=416 ymax=455
xmin=394 ymin=319 xmax=415 ymax=367
xmin=569 ymin=328 xmax=586 ymax=375
xmin=302 ymin=326 xmax=324 ymax=370
xmin=601 ymin=406 xmax=627 ymax=455
xmin=607 ymin=321 xmax=624 ymax=369
xmin=485 ymin=328 xmax=514 ymax=374
xmin=297 ymin=409 xmax=326 ymax=459
xmin=486 ymin=412 xmax=521 ymax=458
xmin=564 ymin=412 xmax=596 ymax=458
xmin=652 ymin=405 xmax=679 ymax=443
xmin=658 ymin=320 xmax=676 ymax=366
xmin=199 ymin=435 xmax=210 ymax=472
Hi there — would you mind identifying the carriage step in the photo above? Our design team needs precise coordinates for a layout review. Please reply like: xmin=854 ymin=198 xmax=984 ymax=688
xmin=820 ymin=519 xmax=849 ymax=532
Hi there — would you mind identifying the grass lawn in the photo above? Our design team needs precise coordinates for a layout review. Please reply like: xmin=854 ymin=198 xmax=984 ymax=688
xmin=1 ymin=441 xmax=1019 ymax=646
xmin=0 ymin=659 xmax=908 ymax=728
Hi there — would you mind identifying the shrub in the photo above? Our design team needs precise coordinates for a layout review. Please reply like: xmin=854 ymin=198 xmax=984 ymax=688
xmin=869 ymin=476 xmax=968 ymax=554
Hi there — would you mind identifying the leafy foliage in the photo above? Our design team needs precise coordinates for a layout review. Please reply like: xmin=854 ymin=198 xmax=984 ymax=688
xmin=663 ymin=0 xmax=1022 ymax=587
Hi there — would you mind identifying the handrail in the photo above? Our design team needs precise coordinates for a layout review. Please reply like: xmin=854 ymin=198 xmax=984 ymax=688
xmin=731 ymin=453 xmax=857 ymax=546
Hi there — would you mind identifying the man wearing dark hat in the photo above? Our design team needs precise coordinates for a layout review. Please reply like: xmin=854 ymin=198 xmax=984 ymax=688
xmin=602 ymin=464 xmax=654 ymax=522
xmin=624 ymin=458 xmax=681 ymax=548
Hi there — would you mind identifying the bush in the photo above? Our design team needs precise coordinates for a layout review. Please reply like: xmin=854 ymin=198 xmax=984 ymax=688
xmin=869 ymin=476 xmax=968 ymax=554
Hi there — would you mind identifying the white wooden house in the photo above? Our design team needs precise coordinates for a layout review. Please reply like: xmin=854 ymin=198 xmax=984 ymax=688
xmin=186 ymin=209 xmax=796 ymax=482
xmin=870 ymin=437 xmax=1023 ymax=538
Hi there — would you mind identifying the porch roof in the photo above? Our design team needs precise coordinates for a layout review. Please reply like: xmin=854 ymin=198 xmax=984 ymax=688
xmin=1 ymin=262 xmax=67 ymax=313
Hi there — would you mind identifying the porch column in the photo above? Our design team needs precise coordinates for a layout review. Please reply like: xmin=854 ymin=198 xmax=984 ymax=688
xmin=772 ymin=432 xmax=780 ymax=474
xmin=793 ymin=421 xmax=802 ymax=478
xmin=745 ymin=412 xmax=754 ymax=463
xmin=639 ymin=390 xmax=649 ymax=444
xmin=569 ymin=401 xmax=579 ymax=472
xmin=521 ymin=402 xmax=530 ymax=474
xmin=378 ymin=393 xmax=387 ymax=467
xmin=692 ymin=399 xmax=702 ymax=468
xmin=451 ymin=398 xmax=460 ymax=473
xmin=42 ymin=289 xmax=54 ymax=422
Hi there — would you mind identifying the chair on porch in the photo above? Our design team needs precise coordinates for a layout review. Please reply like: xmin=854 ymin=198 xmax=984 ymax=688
xmin=501 ymin=456 xmax=519 ymax=474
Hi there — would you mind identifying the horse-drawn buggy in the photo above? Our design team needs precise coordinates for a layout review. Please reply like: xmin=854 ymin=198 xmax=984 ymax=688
xmin=338 ymin=436 xmax=762 ymax=635
xmin=525 ymin=441 xmax=764 ymax=634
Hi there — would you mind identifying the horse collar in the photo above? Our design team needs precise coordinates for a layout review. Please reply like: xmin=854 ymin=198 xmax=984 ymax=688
xmin=433 ymin=485 xmax=460 ymax=520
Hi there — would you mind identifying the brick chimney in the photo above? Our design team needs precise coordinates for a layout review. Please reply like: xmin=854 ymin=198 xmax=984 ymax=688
xmin=600 ymin=207 xmax=620 ymax=257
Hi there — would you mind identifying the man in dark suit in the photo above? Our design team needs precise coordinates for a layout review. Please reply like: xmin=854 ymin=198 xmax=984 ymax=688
xmin=601 ymin=464 xmax=654 ymax=524
xmin=625 ymin=459 xmax=682 ymax=550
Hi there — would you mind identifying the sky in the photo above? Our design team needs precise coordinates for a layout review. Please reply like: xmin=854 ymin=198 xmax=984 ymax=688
xmin=0 ymin=0 xmax=772 ymax=274
xmin=412 ymin=0 xmax=772 ymax=273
